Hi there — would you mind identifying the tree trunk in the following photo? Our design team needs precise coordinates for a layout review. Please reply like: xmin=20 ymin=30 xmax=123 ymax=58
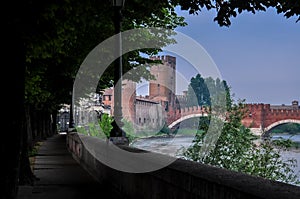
xmin=25 ymin=106 xmax=33 ymax=150
xmin=32 ymin=109 xmax=39 ymax=141
xmin=52 ymin=110 xmax=58 ymax=135
xmin=1 ymin=13 xmax=25 ymax=199
xmin=37 ymin=110 xmax=46 ymax=140
xmin=42 ymin=110 xmax=47 ymax=139
xmin=18 ymin=106 xmax=37 ymax=185
xmin=47 ymin=110 xmax=53 ymax=137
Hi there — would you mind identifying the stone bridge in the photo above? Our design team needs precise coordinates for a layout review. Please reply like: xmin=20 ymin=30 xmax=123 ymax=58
xmin=166 ymin=101 xmax=300 ymax=137
xmin=167 ymin=106 xmax=209 ymax=129
xmin=241 ymin=101 xmax=300 ymax=136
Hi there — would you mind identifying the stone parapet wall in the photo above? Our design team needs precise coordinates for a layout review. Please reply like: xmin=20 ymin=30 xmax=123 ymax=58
xmin=67 ymin=132 xmax=300 ymax=199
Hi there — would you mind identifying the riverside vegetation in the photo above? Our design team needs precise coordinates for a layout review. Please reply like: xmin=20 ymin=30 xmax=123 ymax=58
xmin=178 ymin=100 xmax=300 ymax=186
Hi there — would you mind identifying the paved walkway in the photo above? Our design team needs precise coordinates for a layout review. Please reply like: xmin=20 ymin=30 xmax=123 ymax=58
xmin=17 ymin=133 xmax=123 ymax=199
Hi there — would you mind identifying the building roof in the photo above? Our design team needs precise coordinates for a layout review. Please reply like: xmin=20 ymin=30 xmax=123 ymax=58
xmin=136 ymin=96 xmax=159 ymax=104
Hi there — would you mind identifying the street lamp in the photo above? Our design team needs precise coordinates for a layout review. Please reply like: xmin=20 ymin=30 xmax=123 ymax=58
xmin=109 ymin=0 xmax=128 ymax=145
xmin=68 ymin=90 xmax=75 ymax=132
xmin=112 ymin=0 xmax=125 ymax=7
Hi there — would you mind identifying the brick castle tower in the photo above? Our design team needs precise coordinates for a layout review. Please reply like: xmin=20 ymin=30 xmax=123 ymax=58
xmin=149 ymin=55 xmax=176 ymax=111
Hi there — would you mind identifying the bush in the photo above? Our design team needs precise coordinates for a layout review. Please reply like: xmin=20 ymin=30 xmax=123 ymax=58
xmin=180 ymin=102 xmax=300 ymax=185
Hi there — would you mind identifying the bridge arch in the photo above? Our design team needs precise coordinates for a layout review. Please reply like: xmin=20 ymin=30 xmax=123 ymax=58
xmin=168 ymin=113 xmax=208 ymax=129
xmin=263 ymin=119 xmax=300 ymax=137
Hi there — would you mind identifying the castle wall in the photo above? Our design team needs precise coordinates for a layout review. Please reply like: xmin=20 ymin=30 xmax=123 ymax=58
xmin=135 ymin=98 xmax=165 ymax=134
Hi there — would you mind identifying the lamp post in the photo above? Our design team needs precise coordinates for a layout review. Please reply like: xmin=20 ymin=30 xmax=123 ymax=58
xmin=68 ymin=90 xmax=75 ymax=132
xmin=109 ymin=0 xmax=128 ymax=145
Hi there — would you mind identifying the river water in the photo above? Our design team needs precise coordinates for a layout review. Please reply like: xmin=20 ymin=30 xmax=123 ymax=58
xmin=131 ymin=134 xmax=300 ymax=186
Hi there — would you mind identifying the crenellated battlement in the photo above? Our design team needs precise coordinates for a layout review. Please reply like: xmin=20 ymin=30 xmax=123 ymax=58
xmin=178 ymin=106 xmax=206 ymax=114
xmin=246 ymin=103 xmax=271 ymax=111
xmin=269 ymin=109 xmax=300 ymax=115
xmin=149 ymin=55 xmax=176 ymax=65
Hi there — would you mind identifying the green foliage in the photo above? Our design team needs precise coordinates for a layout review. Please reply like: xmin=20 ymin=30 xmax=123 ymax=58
xmin=75 ymin=113 xmax=114 ymax=139
xmin=122 ymin=118 xmax=135 ymax=135
xmin=28 ymin=148 xmax=38 ymax=157
xmin=76 ymin=126 xmax=89 ymax=135
xmin=186 ymin=74 xmax=211 ymax=107
xmin=270 ymin=123 xmax=300 ymax=134
xmin=87 ymin=123 xmax=103 ymax=138
xmin=157 ymin=124 xmax=171 ymax=135
xmin=174 ymin=0 xmax=300 ymax=27
xmin=244 ymin=139 xmax=299 ymax=184
xmin=122 ymin=118 xmax=138 ymax=143
xmin=76 ymin=123 xmax=107 ymax=139
xmin=173 ymin=128 xmax=205 ymax=137
xmin=28 ymin=144 xmax=40 ymax=157
xmin=180 ymin=100 xmax=300 ymax=185
xmin=99 ymin=113 xmax=114 ymax=138
xmin=186 ymin=74 xmax=230 ymax=111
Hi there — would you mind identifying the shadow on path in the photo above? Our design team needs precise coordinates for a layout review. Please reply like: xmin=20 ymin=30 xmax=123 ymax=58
xmin=18 ymin=133 xmax=123 ymax=199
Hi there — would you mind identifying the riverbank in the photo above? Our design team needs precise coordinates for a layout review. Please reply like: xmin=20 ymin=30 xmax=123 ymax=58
xmin=131 ymin=134 xmax=300 ymax=186
xmin=128 ymin=128 xmax=203 ymax=144
xmin=129 ymin=134 xmax=196 ymax=146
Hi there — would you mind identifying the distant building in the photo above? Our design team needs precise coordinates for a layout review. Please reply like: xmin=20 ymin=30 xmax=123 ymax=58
xmin=101 ymin=88 xmax=113 ymax=108
xmin=101 ymin=55 xmax=178 ymax=133
xmin=270 ymin=100 xmax=299 ymax=110
xmin=135 ymin=96 xmax=164 ymax=132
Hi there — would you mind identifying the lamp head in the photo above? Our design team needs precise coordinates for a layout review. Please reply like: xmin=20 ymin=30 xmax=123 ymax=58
xmin=111 ymin=0 xmax=125 ymax=8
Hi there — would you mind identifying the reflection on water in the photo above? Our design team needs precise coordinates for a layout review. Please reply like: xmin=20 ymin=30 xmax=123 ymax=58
xmin=131 ymin=134 xmax=300 ymax=185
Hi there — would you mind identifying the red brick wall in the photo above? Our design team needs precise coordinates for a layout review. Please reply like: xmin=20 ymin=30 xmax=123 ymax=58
xmin=241 ymin=103 xmax=300 ymax=129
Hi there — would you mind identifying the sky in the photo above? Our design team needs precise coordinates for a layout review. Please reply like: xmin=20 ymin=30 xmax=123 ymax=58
xmin=169 ymin=7 xmax=300 ymax=105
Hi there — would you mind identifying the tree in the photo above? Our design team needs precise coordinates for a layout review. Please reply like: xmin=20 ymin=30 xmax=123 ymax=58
xmin=2 ymin=1 xmax=187 ymax=198
xmin=186 ymin=74 xmax=230 ymax=108
xmin=173 ymin=0 xmax=300 ymax=26
xmin=186 ymin=74 xmax=211 ymax=107
xmin=99 ymin=113 xmax=114 ymax=139
xmin=180 ymin=98 xmax=300 ymax=185
xmin=2 ymin=13 xmax=26 ymax=199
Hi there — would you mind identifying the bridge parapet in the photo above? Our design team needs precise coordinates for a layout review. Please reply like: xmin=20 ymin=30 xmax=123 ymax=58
xmin=245 ymin=103 xmax=270 ymax=111
xmin=242 ymin=102 xmax=300 ymax=136
xmin=167 ymin=106 xmax=208 ymax=127
xmin=269 ymin=109 xmax=300 ymax=114
xmin=180 ymin=106 xmax=207 ymax=117
xmin=67 ymin=132 xmax=300 ymax=199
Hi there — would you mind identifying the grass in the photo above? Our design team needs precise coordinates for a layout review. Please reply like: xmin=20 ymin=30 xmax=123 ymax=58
xmin=173 ymin=128 xmax=204 ymax=136
xmin=291 ymin=142 xmax=300 ymax=149
xmin=28 ymin=141 xmax=42 ymax=172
